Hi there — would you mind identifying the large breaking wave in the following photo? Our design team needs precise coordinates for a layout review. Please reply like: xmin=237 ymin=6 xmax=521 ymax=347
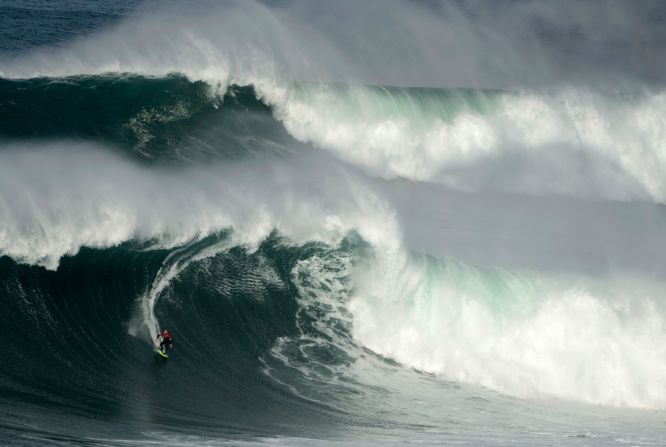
xmin=2 ymin=76 xmax=666 ymax=412
xmin=2 ymin=1 xmax=666 ymax=445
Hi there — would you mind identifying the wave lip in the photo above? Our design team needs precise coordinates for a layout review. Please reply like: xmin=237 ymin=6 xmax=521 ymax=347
xmin=0 ymin=140 xmax=400 ymax=270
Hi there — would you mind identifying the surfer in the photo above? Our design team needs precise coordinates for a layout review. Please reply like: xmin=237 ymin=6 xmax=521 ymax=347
xmin=156 ymin=329 xmax=173 ymax=354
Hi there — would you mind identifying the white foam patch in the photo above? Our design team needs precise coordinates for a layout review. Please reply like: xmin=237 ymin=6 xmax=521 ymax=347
xmin=269 ymin=85 xmax=666 ymax=202
xmin=348 ymin=255 xmax=666 ymax=408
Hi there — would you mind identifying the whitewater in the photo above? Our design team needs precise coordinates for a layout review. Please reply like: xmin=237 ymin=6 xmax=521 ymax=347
xmin=1 ymin=1 xmax=666 ymax=445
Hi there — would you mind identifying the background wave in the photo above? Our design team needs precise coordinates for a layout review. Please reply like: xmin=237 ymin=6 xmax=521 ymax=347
xmin=3 ymin=76 xmax=666 ymax=202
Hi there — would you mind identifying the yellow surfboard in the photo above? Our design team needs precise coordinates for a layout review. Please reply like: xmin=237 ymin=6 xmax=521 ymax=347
xmin=155 ymin=348 xmax=169 ymax=359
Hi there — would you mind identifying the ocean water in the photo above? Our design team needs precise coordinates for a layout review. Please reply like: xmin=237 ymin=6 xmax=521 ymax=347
xmin=1 ymin=1 xmax=666 ymax=445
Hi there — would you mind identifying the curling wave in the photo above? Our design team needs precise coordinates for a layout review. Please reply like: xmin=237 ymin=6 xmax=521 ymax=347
xmin=3 ymin=2 xmax=666 ymax=444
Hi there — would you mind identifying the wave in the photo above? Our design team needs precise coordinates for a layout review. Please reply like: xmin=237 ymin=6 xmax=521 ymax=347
xmin=3 ymin=76 xmax=666 ymax=203
xmin=3 ymin=0 xmax=664 ymax=86
xmin=2 ymin=93 xmax=666 ymax=411
xmin=0 ymin=239 xmax=365 ymax=438
xmin=3 ymin=204 xmax=666 ymax=417
xmin=2 ymin=0 xmax=666 ymax=203
xmin=3 ymin=4 xmax=666 ymax=440
xmin=269 ymin=83 xmax=666 ymax=202
xmin=0 ymin=141 xmax=399 ymax=270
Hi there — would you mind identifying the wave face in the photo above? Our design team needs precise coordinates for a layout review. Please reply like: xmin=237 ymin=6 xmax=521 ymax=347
xmin=2 ymin=1 xmax=666 ymax=446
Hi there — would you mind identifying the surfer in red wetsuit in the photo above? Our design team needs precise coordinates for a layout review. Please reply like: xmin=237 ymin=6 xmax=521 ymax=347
xmin=156 ymin=329 xmax=173 ymax=353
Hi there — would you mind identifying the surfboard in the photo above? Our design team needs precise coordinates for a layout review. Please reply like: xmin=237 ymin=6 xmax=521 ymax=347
xmin=155 ymin=348 xmax=169 ymax=359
